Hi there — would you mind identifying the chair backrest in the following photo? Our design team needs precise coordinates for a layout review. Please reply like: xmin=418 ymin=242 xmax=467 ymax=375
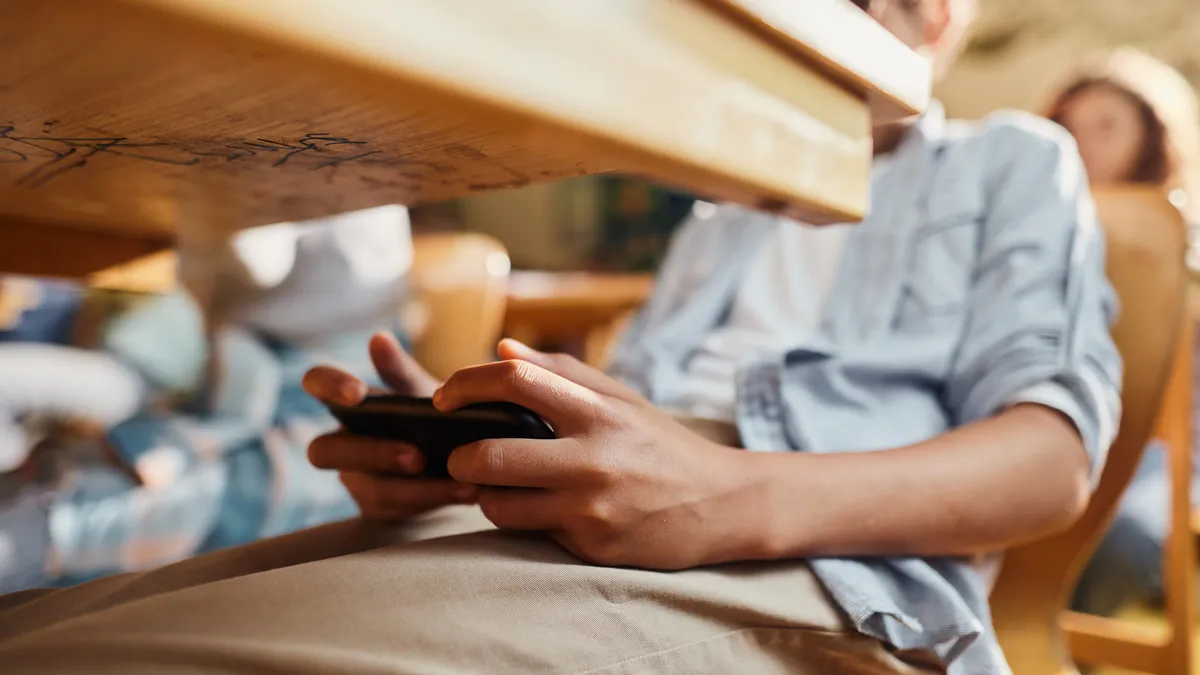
xmin=410 ymin=232 xmax=511 ymax=380
xmin=990 ymin=187 xmax=1189 ymax=673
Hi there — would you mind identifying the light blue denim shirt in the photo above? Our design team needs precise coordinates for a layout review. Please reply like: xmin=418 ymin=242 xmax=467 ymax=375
xmin=608 ymin=103 xmax=1122 ymax=674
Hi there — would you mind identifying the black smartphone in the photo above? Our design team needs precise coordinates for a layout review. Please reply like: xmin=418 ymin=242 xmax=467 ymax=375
xmin=325 ymin=394 xmax=555 ymax=478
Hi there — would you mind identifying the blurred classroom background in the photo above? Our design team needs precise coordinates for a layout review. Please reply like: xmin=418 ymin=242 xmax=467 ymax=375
xmin=5 ymin=1 xmax=1200 ymax=673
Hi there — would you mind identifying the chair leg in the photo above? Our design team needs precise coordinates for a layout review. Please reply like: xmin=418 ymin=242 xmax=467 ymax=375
xmin=1159 ymin=318 xmax=1194 ymax=675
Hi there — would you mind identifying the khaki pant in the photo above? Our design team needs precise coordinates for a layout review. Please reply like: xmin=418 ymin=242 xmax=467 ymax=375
xmin=0 ymin=506 xmax=940 ymax=674
xmin=0 ymin=416 xmax=937 ymax=674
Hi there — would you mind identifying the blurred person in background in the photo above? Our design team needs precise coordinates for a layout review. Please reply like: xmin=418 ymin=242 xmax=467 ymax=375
xmin=1045 ymin=48 xmax=1200 ymax=618
xmin=0 ymin=276 xmax=144 ymax=476
xmin=0 ymin=205 xmax=417 ymax=592
xmin=1047 ymin=47 xmax=1198 ymax=209
xmin=0 ymin=1 xmax=1121 ymax=674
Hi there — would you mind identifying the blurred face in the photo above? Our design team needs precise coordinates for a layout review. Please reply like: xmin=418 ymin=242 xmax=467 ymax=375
xmin=1057 ymin=84 xmax=1147 ymax=184
xmin=858 ymin=0 xmax=959 ymax=149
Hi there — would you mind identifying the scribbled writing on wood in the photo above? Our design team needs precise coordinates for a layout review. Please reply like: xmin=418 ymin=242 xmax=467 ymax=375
xmin=0 ymin=126 xmax=536 ymax=192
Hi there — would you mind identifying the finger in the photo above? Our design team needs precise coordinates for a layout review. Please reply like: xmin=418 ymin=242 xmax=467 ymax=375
xmin=447 ymin=438 xmax=578 ymax=488
xmin=303 ymin=366 xmax=368 ymax=407
xmin=433 ymin=360 xmax=597 ymax=431
xmin=477 ymin=486 xmax=563 ymax=531
xmin=309 ymin=432 xmax=424 ymax=474
xmin=339 ymin=472 xmax=479 ymax=513
xmin=369 ymin=331 xmax=440 ymax=397
xmin=496 ymin=339 xmax=642 ymax=403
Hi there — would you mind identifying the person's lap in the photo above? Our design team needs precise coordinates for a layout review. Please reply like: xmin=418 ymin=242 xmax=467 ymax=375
xmin=0 ymin=505 xmax=933 ymax=674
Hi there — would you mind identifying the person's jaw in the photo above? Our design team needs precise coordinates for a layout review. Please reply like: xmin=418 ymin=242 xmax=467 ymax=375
xmin=873 ymin=118 xmax=919 ymax=156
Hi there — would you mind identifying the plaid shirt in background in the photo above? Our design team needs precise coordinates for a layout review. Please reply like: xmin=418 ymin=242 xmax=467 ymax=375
xmin=20 ymin=205 xmax=416 ymax=583
xmin=47 ymin=316 xmax=386 ymax=583
xmin=48 ymin=407 xmax=357 ymax=582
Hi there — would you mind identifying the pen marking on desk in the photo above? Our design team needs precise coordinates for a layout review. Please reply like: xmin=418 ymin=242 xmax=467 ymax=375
xmin=0 ymin=127 xmax=460 ymax=188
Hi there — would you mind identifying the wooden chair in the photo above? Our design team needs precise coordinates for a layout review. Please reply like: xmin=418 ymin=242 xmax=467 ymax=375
xmin=503 ymin=271 xmax=654 ymax=369
xmin=410 ymin=232 xmax=511 ymax=381
xmin=990 ymin=187 xmax=1191 ymax=674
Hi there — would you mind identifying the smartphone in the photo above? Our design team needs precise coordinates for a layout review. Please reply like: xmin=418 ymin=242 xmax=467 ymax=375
xmin=325 ymin=394 xmax=555 ymax=478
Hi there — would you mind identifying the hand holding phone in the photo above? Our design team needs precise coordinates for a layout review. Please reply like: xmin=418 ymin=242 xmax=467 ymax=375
xmin=325 ymin=394 xmax=555 ymax=479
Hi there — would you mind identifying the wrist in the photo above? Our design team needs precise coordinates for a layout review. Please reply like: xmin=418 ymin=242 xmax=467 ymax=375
xmin=701 ymin=448 xmax=798 ymax=564
xmin=735 ymin=450 xmax=828 ymax=562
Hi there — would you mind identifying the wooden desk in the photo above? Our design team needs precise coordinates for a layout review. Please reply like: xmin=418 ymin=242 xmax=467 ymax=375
xmin=0 ymin=0 xmax=927 ymax=282
xmin=504 ymin=271 xmax=655 ymax=368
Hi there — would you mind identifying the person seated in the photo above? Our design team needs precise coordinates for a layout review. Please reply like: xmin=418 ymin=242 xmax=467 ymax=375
xmin=0 ymin=1 xmax=1119 ymax=673
xmin=0 ymin=277 xmax=156 ymax=593
xmin=0 ymin=276 xmax=145 ymax=475
xmin=1043 ymin=48 xmax=1200 ymax=617
xmin=0 ymin=205 xmax=417 ymax=591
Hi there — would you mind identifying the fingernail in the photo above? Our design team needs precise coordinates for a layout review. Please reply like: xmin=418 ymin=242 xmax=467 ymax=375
xmin=397 ymin=450 xmax=421 ymax=473
xmin=503 ymin=339 xmax=538 ymax=357
xmin=455 ymin=485 xmax=478 ymax=502
xmin=339 ymin=380 xmax=364 ymax=406
xmin=431 ymin=387 xmax=446 ymax=409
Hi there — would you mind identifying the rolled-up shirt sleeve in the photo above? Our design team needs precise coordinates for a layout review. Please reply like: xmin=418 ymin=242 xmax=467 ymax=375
xmin=1007 ymin=381 xmax=1121 ymax=468
xmin=944 ymin=117 xmax=1123 ymax=485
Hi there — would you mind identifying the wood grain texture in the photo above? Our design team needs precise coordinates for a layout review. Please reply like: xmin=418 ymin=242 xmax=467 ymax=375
xmin=0 ymin=0 xmax=921 ymax=274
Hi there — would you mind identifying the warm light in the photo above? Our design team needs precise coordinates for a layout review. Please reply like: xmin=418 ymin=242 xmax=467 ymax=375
xmin=486 ymin=251 xmax=512 ymax=277
xmin=1168 ymin=188 xmax=1189 ymax=211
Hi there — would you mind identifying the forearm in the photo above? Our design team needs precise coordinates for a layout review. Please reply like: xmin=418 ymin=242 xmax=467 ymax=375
xmin=739 ymin=404 xmax=1091 ymax=560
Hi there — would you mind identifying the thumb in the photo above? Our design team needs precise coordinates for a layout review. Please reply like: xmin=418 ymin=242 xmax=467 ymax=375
xmin=496 ymin=339 xmax=641 ymax=403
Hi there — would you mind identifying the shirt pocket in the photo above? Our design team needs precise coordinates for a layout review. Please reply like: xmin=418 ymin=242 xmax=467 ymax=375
xmin=894 ymin=216 xmax=981 ymax=329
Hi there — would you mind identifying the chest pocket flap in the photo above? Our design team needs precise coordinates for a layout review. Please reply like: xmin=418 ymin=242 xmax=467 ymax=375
xmin=895 ymin=160 xmax=985 ymax=326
